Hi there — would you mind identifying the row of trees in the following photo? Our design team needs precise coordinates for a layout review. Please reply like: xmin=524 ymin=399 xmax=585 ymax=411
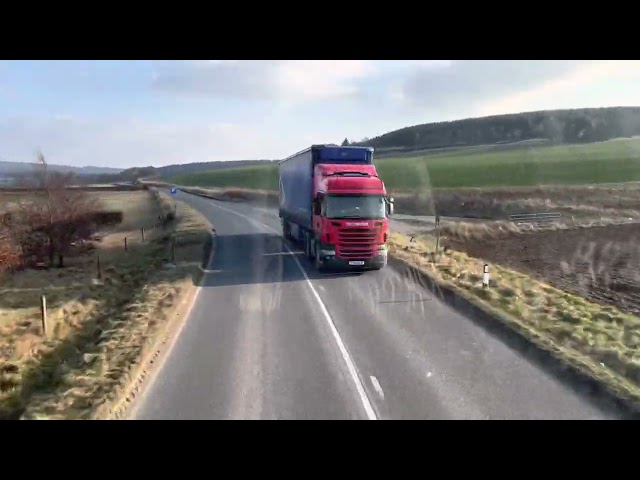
xmin=1 ymin=153 xmax=100 ymax=274
xmin=352 ymin=107 xmax=640 ymax=151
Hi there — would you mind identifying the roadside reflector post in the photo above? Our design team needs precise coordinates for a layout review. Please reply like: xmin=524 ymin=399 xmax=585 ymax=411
xmin=141 ymin=227 xmax=145 ymax=242
xmin=483 ymin=264 xmax=490 ymax=288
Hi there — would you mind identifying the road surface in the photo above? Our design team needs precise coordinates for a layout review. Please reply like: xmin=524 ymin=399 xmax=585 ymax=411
xmin=130 ymin=191 xmax=627 ymax=420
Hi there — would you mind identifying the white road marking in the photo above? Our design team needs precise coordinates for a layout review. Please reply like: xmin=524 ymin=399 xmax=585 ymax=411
xmin=370 ymin=375 xmax=385 ymax=399
xmin=208 ymin=201 xmax=378 ymax=420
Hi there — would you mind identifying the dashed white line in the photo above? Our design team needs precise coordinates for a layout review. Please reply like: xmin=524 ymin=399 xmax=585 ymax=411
xmin=370 ymin=375 xmax=385 ymax=399
xmin=207 ymin=200 xmax=378 ymax=420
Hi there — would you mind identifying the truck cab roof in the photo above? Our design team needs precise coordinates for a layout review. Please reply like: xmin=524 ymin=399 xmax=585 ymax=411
xmin=315 ymin=164 xmax=386 ymax=195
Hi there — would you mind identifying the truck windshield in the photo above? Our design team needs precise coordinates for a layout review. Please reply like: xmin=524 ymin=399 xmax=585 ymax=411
xmin=325 ymin=194 xmax=386 ymax=219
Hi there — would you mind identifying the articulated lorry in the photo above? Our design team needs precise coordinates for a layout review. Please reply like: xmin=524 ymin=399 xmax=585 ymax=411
xmin=278 ymin=144 xmax=393 ymax=271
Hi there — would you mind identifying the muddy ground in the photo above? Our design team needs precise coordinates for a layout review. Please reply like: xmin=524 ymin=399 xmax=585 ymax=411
xmin=446 ymin=223 xmax=640 ymax=316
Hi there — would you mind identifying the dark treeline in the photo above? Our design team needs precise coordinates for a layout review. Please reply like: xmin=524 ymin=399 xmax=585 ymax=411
xmin=352 ymin=107 xmax=640 ymax=152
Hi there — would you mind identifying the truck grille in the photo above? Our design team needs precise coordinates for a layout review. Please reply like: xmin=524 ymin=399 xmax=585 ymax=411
xmin=337 ymin=228 xmax=376 ymax=260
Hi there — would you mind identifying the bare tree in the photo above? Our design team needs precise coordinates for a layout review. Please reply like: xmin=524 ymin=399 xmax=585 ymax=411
xmin=7 ymin=152 xmax=100 ymax=268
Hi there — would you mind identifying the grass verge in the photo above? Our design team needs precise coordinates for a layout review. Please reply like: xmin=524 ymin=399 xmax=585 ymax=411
xmin=388 ymin=232 xmax=640 ymax=411
xmin=0 ymin=190 xmax=211 ymax=419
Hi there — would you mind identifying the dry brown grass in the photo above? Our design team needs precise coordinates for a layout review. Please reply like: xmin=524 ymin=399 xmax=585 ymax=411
xmin=0 ymin=190 xmax=210 ymax=419
xmin=389 ymin=232 xmax=640 ymax=408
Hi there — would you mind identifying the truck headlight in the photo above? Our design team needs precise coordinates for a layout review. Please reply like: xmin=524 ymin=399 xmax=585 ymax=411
xmin=378 ymin=246 xmax=387 ymax=255
xmin=320 ymin=249 xmax=335 ymax=257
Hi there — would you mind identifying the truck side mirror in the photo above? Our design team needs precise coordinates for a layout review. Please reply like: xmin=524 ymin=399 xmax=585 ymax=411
xmin=387 ymin=198 xmax=394 ymax=216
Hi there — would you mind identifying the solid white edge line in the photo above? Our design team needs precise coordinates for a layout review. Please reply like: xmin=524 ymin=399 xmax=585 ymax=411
xmin=208 ymin=201 xmax=378 ymax=420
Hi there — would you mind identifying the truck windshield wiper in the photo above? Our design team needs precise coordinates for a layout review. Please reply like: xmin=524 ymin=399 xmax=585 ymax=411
xmin=337 ymin=215 xmax=365 ymax=218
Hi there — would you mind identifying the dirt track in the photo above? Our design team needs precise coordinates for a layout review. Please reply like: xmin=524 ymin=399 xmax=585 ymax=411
xmin=447 ymin=223 xmax=640 ymax=316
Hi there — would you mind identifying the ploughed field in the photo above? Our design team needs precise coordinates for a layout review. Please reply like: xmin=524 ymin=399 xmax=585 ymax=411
xmin=447 ymin=222 xmax=640 ymax=317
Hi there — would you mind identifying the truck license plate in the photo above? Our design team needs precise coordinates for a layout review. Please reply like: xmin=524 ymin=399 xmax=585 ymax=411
xmin=349 ymin=261 xmax=365 ymax=266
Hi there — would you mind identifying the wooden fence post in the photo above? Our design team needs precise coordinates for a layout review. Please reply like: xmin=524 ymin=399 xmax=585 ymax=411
xmin=40 ymin=295 xmax=48 ymax=337
xmin=124 ymin=237 xmax=128 ymax=251
xmin=141 ymin=228 xmax=145 ymax=242
xmin=97 ymin=253 xmax=102 ymax=279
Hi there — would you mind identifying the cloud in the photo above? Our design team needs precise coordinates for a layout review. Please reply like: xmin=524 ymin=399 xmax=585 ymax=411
xmin=151 ymin=60 xmax=375 ymax=103
xmin=392 ymin=60 xmax=591 ymax=116
xmin=473 ymin=60 xmax=640 ymax=116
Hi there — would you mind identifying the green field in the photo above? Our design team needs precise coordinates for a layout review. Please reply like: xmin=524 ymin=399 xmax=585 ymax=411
xmin=169 ymin=137 xmax=640 ymax=191
xmin=170 ymin=165 xmax=279 ymax=191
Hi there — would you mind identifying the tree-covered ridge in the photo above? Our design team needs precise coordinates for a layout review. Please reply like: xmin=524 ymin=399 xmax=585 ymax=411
xmin=354 ymin=107 xmax=640 ymax=152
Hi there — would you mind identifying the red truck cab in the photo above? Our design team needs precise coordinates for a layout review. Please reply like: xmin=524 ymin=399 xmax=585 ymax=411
xmin=278 ymin=144 xmax=393 ymax=272
xmin=310 ymin=163 xmax=392 ymax=270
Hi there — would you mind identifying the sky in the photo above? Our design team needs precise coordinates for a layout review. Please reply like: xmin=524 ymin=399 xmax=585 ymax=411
xmin=2 ymin=60 xmax=640 ymax=168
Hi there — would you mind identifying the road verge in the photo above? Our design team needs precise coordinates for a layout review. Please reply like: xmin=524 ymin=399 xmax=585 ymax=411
xmin=388 ymin=232 xmax=640 ymax=416
xmin=1 ymin=190 xmax=213 ymax=420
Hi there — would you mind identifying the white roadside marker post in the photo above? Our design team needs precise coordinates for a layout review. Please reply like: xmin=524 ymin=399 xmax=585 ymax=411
xmin=483 ymin=264 xmax=490 ymax=288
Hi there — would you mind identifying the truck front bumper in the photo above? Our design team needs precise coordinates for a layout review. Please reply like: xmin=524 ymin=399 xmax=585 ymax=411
xmin=318 ymin=249 xmax=387 ymax=270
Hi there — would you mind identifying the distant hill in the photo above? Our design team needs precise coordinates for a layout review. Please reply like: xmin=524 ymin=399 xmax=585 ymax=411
xmin=0 ymin=160 xmax=122 ymax=176
xmin=80 ymin=159 xmax=277 ymax=184
xmin=156 ymin=160 xmax=276 ymax=178
xmin=353 ymin=107 xmax=640 ymax=154
xmin=0 ymin=158 xmax=278 ymax=185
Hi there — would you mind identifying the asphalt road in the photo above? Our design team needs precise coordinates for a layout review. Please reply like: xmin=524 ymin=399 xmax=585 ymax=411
xmin=130 ymin=192 xmax=626 ymax=420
